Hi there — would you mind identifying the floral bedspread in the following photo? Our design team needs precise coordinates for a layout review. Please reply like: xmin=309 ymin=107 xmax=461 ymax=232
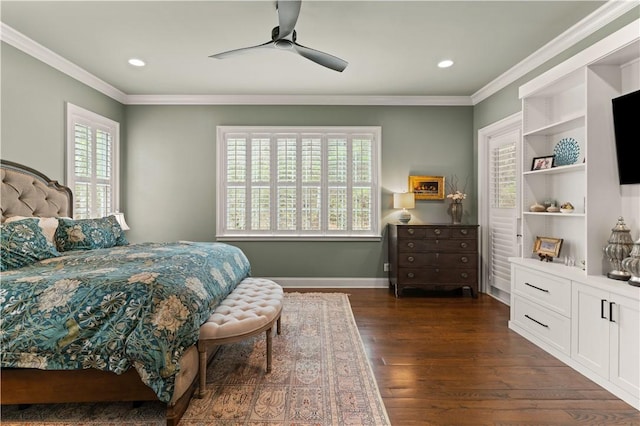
xmin=0 ymin=241 xmax=251 ymax=403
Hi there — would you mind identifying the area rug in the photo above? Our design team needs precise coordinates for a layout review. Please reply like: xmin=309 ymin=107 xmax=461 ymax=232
xmin=1 ymin=292 xmax=390 ymax=426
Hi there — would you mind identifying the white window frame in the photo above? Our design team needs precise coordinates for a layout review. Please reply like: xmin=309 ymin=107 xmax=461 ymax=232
xmin=65 ymin=103 xmax=120 ymax=219
xmin=216 ymin=126 xmax=381 ymax=241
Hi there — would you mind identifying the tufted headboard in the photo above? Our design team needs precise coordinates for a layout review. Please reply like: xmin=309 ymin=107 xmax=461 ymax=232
xmin=1 ymin=160 xmax=73 ymax=221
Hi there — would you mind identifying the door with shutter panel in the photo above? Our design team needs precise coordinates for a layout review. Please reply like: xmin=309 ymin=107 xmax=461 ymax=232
xmin=478 ymin=113 xmax=521 ymax=305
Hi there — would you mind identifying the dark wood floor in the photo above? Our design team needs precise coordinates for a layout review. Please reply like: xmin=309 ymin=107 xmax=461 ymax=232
xmin=287 ymin=287 xmax=640 ymax=425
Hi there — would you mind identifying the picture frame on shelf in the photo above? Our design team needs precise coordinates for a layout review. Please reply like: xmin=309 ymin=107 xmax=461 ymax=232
xmin=533 ymin=236 xmax=563 ymax=262
xmin=531 ymin=155 xmax=555 ymax=171
xmin=409 ymin=175 xmax=445 ymax=200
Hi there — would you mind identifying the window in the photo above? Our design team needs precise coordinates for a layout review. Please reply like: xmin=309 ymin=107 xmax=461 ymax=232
xmin=217 ymin=126 xmax=381 ymax=240
xmin=66 ymin=103 xmax=120 ymax=219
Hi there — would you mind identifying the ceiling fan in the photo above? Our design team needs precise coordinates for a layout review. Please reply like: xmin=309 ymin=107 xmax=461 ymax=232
xmin=210 ymin=0 xmax=348 ymax=72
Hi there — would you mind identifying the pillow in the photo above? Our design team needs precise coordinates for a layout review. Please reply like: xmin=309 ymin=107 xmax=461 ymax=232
xmin=4 ymin=216 xmax=61 ymax=245
xmin=1 ymin=218 xmax=61 ymax=271
xmin=55 ymin=215 xmax=129 ymax=252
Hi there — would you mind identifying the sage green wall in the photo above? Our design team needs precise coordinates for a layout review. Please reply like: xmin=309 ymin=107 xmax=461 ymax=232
xmin=124 ymin=105 xmax=473 ymax=277
xmin=0 ymin=43 xmax=125 ymax=182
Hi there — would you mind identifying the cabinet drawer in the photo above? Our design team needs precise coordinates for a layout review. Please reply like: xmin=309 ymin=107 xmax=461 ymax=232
xmin=397 ymin=268 xmax=477 ymax=284
xmin=513 ymin=266 xmax=571 ymax=316
xmin=398 ymin=239 xmax=476 ymax=253
xmin=398 ymin=253 xmax=478 ymax=268
xmin=398 ymin=227 xmax=450 ymax=239
xmin=512 ymin=296 xmax=570 ymax=355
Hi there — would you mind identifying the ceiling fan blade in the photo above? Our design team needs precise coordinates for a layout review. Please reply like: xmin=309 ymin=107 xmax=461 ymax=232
xmin=292 ymin=42 xmax=348 ymax=72
xmin=210 ymin=40 xmax=275 ymax=59
xmin=276 ymin=0 xmax=301 ymax=40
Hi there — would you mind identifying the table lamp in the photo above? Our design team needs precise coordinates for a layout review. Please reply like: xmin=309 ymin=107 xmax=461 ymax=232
xmin=393 ymin=192 xmax=415 ymax=224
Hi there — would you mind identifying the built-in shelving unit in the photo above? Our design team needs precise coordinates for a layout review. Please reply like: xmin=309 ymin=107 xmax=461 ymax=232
xmin=510 ymin=20 xmax=640 ymax=411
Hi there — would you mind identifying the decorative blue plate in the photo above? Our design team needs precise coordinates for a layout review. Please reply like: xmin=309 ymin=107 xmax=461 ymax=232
xmin=553 ymin=137 xmax=580 ymax=166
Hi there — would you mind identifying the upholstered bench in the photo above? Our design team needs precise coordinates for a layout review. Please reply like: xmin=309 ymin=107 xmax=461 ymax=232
xmin=197 ymin=277 xmax=283 ymax=398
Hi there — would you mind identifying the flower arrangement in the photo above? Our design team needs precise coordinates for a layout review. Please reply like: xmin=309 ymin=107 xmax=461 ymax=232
xmin=446 ymin=175 xmax=468 ymax=203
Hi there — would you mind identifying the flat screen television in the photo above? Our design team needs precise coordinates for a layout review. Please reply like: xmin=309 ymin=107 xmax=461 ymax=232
xmin=611 ymin=89 xmax=640 ymax=185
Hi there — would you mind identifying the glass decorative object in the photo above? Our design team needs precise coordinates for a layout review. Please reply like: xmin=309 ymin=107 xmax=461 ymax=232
xmin=622 ymin=235 xmax=640 ymax=287
xmin=450 ymin=202 xmax=463 ymax=225
xmin=604 ymin=217 xmax=634 ymax=280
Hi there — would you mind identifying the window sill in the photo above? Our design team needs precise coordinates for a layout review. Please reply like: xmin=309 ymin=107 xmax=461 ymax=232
xmin=216 ymin=234 xmax=382 ymax=242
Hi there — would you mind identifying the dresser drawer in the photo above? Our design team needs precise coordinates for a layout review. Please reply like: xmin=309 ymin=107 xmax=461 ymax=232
xmin=398 ymin=253 xmax=478 ymax=268
xmin=397 ymin=268 xmax=477 ymax=284
xmin=399 ymin=227 xmax=450 ymax=239
xmin=398 ymin=239 xmax=476 ymax=253
xmin=513 ymin=266 xmax=571 ymax=316
xmin=512 ymin=296 xmax=570 ymax=355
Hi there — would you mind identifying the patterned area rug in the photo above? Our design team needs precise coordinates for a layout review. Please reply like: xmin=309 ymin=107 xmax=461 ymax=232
xmin=2 ymin=292 xmax=390 ymax=426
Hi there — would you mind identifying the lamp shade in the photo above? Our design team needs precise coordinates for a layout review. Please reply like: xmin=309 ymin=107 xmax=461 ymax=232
xmin=110 ymin=211 xmax=130 ymax=231
xmin=393 ymin=192 xmax=415 ymax=209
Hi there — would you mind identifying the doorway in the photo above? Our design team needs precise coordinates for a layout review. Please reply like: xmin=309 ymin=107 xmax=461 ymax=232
xmin=478 ymin=113 xmax=521 ymax=305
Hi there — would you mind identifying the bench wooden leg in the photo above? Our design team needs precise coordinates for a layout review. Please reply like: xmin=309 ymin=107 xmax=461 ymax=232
xmin=266 ymin=327 xmax=272 ymax=373
xmin=276 ymin=315 xmax=282 ymax=335
xmin=198 ymin=347 xmax=207 ymax=398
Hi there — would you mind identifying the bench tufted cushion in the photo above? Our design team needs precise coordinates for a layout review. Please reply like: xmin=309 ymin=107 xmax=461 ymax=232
xmin=199 ymin=278 xmax=283 ymax=341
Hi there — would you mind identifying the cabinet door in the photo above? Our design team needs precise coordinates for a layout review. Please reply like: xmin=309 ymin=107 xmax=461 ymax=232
xmin=609 ymin=294 xmax=640 ymax=399
xmin=571 ymin=283 xmax=610 ymax=378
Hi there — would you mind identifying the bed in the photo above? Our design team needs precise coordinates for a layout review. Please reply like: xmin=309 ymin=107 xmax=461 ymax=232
xmin=0 ymin=160 xmax=251 ymax=425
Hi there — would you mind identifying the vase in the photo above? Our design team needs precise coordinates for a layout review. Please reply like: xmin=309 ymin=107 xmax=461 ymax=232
xmin=604 ymin=217 xmax=633 ymax=280
xmin=622 ymin=236 xmax=640 ymax=287
xmin=450 ymin=202 xmax=463 ymax=224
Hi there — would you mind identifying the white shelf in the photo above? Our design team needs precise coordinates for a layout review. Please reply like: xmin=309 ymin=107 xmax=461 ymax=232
xmin=523 ymin=113 xmax=585 ymax=137
xmin=523 ymin=211 xmax=585 ymax=217
xmin=523 ymin=163 xmax=585 ymax=176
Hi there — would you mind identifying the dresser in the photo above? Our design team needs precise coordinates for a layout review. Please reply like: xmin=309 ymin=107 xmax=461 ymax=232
xmin=388 ymin=224 xmax=479 ymax=298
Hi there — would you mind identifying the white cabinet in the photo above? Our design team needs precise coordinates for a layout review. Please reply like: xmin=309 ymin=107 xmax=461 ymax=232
xmin=510 ymin=260 xmax=640 ymax=410
xmin=511 ymin=19 xmax=640 ymax=411
xmin=572 ymin=280 xmax=640 ymax=403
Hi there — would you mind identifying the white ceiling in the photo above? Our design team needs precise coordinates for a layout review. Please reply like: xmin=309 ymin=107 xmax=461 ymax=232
xmin=1 ymin=1 xmax=614 ymax=102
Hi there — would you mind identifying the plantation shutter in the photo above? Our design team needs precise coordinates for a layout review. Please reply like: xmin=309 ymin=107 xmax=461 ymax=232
xmin=66 ymin=103 xmax=120 ymax=219
xmin=488 ymin=139 xmax=518 ymax=294
xmin=217 ymin=127 xmax=380 ymax=240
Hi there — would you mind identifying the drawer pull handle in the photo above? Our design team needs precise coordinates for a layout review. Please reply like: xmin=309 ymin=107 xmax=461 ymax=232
xmin=609 ymin=302 xmax=616 ymax=323
xmin=460 ymin=229 xmax=468 ymax=235
xmin=408 ymin=229 xmax=414 ymax=235
xmin=407 ymin=272 xmax=415 ymax=278
xmin=407 ymin=242 xmax=415 ymax=249
xmin=407 ymin=256 xmax=415 ymax=262
xmin=524 ymin=314 xmax=549 ymax=328
xmin=434 ymin=229 xmax=441 ymax=235
xmin=524 ymin=282 xmax=549 ymax=293
xmin=460 ymin=242 xmax=468 ymax=249
xmin=460 ymin=256 xmax=468 ymax=263
xmin=460 ymin=272 xmax=468 ymax=278
xmin=601 ymin=299 xmax=608 ymax=320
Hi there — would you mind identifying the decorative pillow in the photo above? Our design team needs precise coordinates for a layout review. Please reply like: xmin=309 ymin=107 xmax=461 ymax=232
xmin=4 ymin=216 xmax=61 ymax=245
xmin=1 ymin=218 xmax=61 ymax=271
xmin=55 ymin=215 xmax=129 ymax=252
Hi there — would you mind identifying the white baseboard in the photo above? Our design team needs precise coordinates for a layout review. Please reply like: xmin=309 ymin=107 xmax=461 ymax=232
xmin=264 ymin=277 xmax=389 ymax=289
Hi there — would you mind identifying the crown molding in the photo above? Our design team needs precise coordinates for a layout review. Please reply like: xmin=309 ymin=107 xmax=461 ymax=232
xmin=125 ymin=94 xmax=473 ymax=106
xmin=2 ymin=0 xmax=635 ymax=107
xmin=0 ymin=22 xmax=127 ymax=104
xmin=471 ymin=0 xmax=638 ymax=105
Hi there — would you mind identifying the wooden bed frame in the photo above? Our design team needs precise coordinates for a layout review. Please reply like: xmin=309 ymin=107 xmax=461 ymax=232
xmin=0 ymin=160 xmax=201 ymax=426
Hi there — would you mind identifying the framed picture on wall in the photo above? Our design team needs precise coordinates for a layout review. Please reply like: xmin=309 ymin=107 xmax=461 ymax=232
xmin=409 ymin=175 xmax=445 ymax=200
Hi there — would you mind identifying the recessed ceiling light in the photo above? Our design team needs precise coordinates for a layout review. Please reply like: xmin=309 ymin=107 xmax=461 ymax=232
xmin=438 ymin=59 xmax=454 ymax=68
xmin=128 ymin=58 xmax=146 ymax=67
